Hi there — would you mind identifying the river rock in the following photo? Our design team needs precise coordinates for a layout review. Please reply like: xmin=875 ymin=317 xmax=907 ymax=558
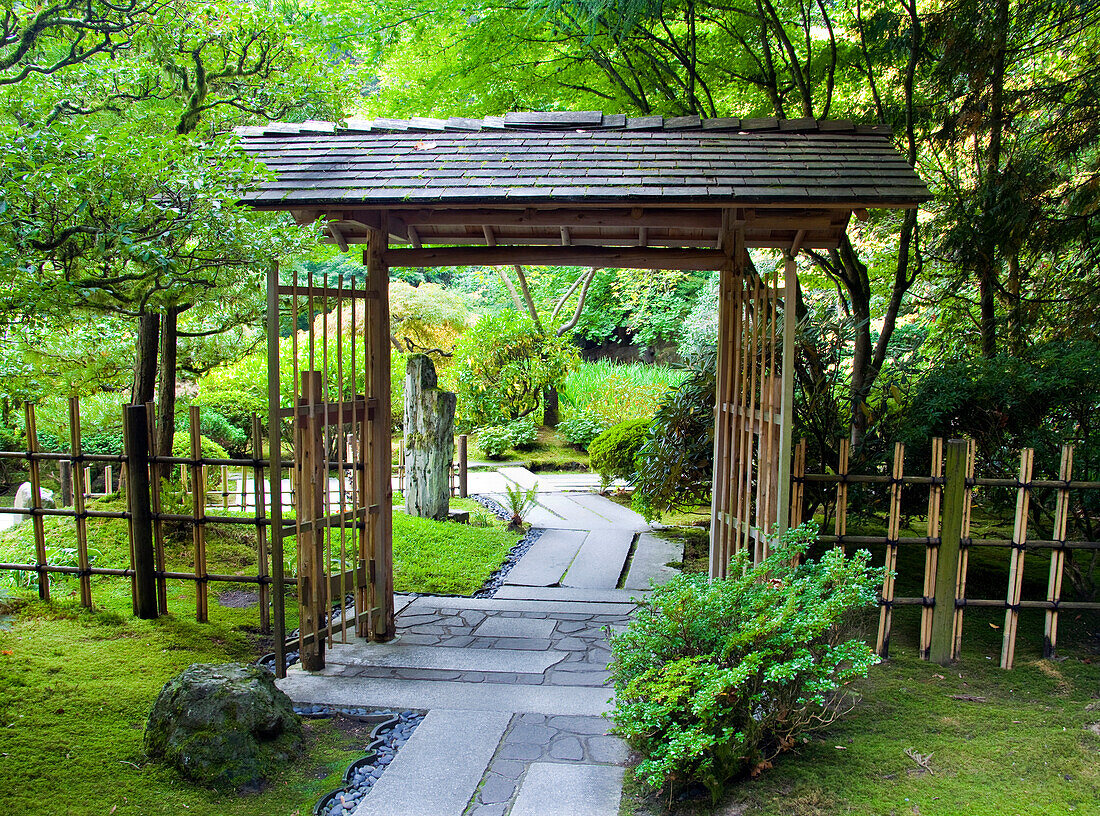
xmin=144 ymin=662 xmax=302 ymax=788
xmin=14 ymin=482 xmax=55 ymax=523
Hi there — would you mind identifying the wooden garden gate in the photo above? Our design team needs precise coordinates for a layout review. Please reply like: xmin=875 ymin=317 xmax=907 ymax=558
xmin=266 ymin=243 xmax=395 ymax=677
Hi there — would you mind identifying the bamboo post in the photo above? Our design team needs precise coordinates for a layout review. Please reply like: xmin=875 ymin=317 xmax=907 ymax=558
xmin=124 ymin=405 xmax=157 ymax=619
xmin=68 ymin=398 xmax=92 ymax=608
xmin=920 ymin=437 xmax=943 ymax=659
xmin=951 ymin=439 xmax=977 ymax=660
xmin=876 ymin=442 xmax=904 ymax=657
xmin=221 ymin=465 xmax=229 ymax=511
xmin=144 ymin=401 xmax=168 ymax=615
xmin=458 ymin=434 xmax=468 ymax=498
xmin=1001 ymin=447 xmax=1034 ymax=669
xmin=834 ymin=437 xmax=849 ymax=550
xmin=365 ymin=227 xmax=395 ymax=641
xmin=252 ymin=416 xmax=271 ymax=633
xmin=25 ymin=404 xmax=49 ymax=602
xmin=708 ymin=214 xmax=736 ymax=578
xmin=298 ymin=370 xmax=327 ymax=670
xmin=189 ymin=407 xmax=208 ymax=622
xmin=1043 ymin=445 xmax=1073 ymax=658
xmin=266 ymin=261 xmax=287 ymax=677
xmin=59 ymin=460 xmax=72 ymax=507
xmin=105 ymin=465 xmax=113 ymax=494
xmin=790 ymin=438 xmax=806 ymax=528
xmin=930 ymin=439 xmax=968 ymax=665
xmin=775 ymin=255 xmax=797 ymax=535
xmin=83 ymin=467 xmax=92 ymax=497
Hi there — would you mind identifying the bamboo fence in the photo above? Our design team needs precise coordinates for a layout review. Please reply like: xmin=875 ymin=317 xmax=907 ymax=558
xmin=792 ymin=437 xmax=1100 ymax=668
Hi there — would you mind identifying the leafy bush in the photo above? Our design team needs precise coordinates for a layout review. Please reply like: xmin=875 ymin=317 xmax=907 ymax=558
xmin=609 ymin=524 xmax=881 ymax=800
xmin=557 ymin=413 xmax=610 ymax=448
xmin=192 ymin=407 xmax=248 ymax=455
xmin=588 ymin=418 xmax=650 ymax=483
xmin=454 ymin=311 xmax=576 ymax=428
xmin=171 ymin=432 xmax=228 ymax=486
xmin=632 ymin=349 xmax=716 ymax=520
xmin=476 ymin=426 xmax=513 ymax=459
xmin=507 ymin=416 xmax=538 ymax=450
xmin=561 ymin=360 xmax=685 ymax=426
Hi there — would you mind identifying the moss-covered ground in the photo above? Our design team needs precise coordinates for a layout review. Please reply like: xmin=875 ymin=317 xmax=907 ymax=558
xmin=0 ymin=492 xmax=517 ymax=815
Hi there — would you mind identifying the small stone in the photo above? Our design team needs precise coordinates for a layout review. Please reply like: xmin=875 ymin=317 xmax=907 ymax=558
xmin=507 ymin=723 xmax=555 ymax=743
xmin=587 ymin=736 xmax=631 ymax=764
xmin=497 ymin=742 xmax=544 ymax=761
xmin=550 ymin=736 xmax=584 ymax=761
xmin=478 ymin=773 xmax=516 ymax=804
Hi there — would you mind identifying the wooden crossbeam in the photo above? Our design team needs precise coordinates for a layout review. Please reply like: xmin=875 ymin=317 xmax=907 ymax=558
xmin=384 ymin=245 xmax=728 ymax=271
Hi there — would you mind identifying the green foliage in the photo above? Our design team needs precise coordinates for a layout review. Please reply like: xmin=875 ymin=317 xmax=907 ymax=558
xmin=503 ymin=482 xmax=538 ymax=529
xmin=609 ymin=525 xmax=881 ymax=800
xmin=588 ymin=417 xmax=650 ymax=483
xmin=507 ymin=416 xmax=538 ymax=450
xmin=192 ymin=408 xmax=248 ymax=455
xmin=632 ymin=351 xmax=716 ymax=521
xmin=476 ymin=417 xmax=539 ymax=459
xmin=454 ymin=311 xmax=576 ymax=428
xmin=557 ymin=413 xmax=610 ymax=448
xmin=171 ymin=432 xmax=228 ymax=486
xmin=560 ymin=360 xmax=685 ymax=427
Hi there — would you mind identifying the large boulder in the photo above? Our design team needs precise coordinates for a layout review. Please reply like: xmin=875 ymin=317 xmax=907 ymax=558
xmin=144 ymin=663 xmax=302 ymax=788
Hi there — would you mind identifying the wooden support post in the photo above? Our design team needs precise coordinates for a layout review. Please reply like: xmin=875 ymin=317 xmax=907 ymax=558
xmin=876 ymin=442 xmax=904 ymax=657
xmin=1001 ymin=447 xmax=1034 ymax=669
xmin=834 ymin=438 xmax=849 ymax=550
xmin=189 ymin=407 xmax=209 ymax=622
xmin=930 ymin=439 xmax=968 ymax=665
xmin=951 ymin=439 xmax=977 ymax=660
xmin=458 ymin=434 xmax=468 ymax=498
xmin=59 ymin=461 xmax=72 ymax=507
xmin=297 ymin=371 xmax=327 ymax=670
xmin=253 ymin=416 xmax=271 ymax=634
xmin=776 ymin=256 xmax=797 ymax=535
xmin=266 ymin=261 xmax=287 ymax=677
xmin=144 ymin=401 xmax=168 ymax=615
xmin=1043 ymin=445 xmax=1073 ymax=658
xmin=920 ymin=437 xmax=943 ymax=659
xmin=68 ymin=398 xmax=93 ymax=609
xmin=105 ymin=465 xmax=113 ymax=495
xmin=25 ymin=404 xmax=49 ymax=602
xmin=365 ymin=226 xmax=395 ymax=641
xmin=124 ymin=404 xmax=157 ymax=619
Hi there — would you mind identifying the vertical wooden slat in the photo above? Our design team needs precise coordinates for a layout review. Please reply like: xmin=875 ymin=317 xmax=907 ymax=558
xmin=876 ymin=442 xmax=904 ymax=657
xmin=335 ymin=270 xmax=349 ymax=644
xmin=834 ymin=437 xmax=850 ymax=549
xmin=1043 ymin=445 xmax=1073 ymax=658
xmin=739 ymin=261 xmax=763 ymax=562
xmin=189 ymin=406 xmax=208 ymax=622
xmin=756 ymin=270 xmax=779 ymax=562
xmin=68 ymin=397 xmax=92 ymax=608
xmin=458 ymin=434 xmax=469 ymax=498
xmin=252 ymin=416 xmax=270 ymax=634
xmin=920 ymin=437 xmax=943 ymax=659
xmin=144 ymin=402 xmax=168 ymax=614
xmin=950 ymin=439 xmax=977 ymax=660
xmin=1001 ymin=447 xmax=1034 ymax=669
xmin=297 ymin=370 xmax=327 ymax=670
xmin=105 ymin=465 xmax=113 ymax=495
xmin=365 ymin=225 xmax=395 ymax=641
xmin=790 ymin=438 xmax=806 ymax=528
xmin=930 ymin=439 xmax=968 ymax=665
xmin=321 ymin=266 xmax=335 ymax=650
xmin=24 ymin=404 xmax=49 ymax=601
xmin=266 ymin=261 xmax=287 ymax=677
xmin=776 ymin=256 xmax=798 ymax=536
xmin=709 ymin=211 xmax=737 ymax=578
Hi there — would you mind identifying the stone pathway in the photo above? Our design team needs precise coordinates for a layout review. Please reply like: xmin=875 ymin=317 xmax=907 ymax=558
xmin=276 ymin=471 xmax=683 ymax=816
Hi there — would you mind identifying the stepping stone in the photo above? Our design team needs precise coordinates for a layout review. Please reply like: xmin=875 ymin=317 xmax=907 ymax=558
xmin=474 ymin=617 xmax=557 ymax=639
xmin=503 ymin=529 xmax=586 ymax=587
xmin=483 ymin=492 xmax=569 ymax=528
xmin=352 ymin=709 xmax=511 ymax=816
xmin=402 ymin=595 xmax=638 ymax=616
xmin=567 ymin=491 xmax=651 ymax=528
xmin=534 ymin=493 xmax=622 ymax=530
xmin=561 ymin=530 xmax=634 ymax=589
xmin=324 ymin=640 xmax=565 ymax=674
xmin=276 ymin=674 xmax=615 ymax=715
xmin=498 ymin=466 xmax=540 ymax=490
xmin=623 ymin=532 xmax=685 ymax=590
xmin=492 ymin=586 xmax=646 ymax=604
xmin=509 ymin=762 xmax=625 ymax=816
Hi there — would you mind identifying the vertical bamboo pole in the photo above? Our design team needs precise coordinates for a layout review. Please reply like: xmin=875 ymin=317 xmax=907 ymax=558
xmin=738 ymin=260 xmax=763 ymax=562
xmin=350 ymin=273 xmax=369 ymax=638
xmin=335 ymin=271 xmax=349 ymax=644
xmin=365 ymin=226 xmax=395 ymax=641
xmin=458 ymin=434 xmax=469 ymax=498
xmin=834 ymin=438 xmax=850 ymax=549
xmin=321 ymin=266 xmax=335 ymax=650
xmin=709 ymin=211 xmax=737 ymax=578
xmin=144 ymin=402 xmax=168 ymax=614
xmin=24 ymin=404 xmax=50 ymax=601
xmin=930 ymin=439 xmax=968 ymax=665
xmin=105 ymin=465 xmax=113 ymax=495
xmin=776 ymin=256 xmax=798 ymax=536
xmin=189 ymin=406 xmax=208 ymax=622
xmin=68 ymin=398 xmax=92 ymax=608
xmin=951 ymin=439 xmax=977 ymax=660
xmin=756 ymin=270 xmax=779 ymax=562
xmin=265 ymin=261 xmax=287 ymax=677
xmin=790 ymin=438 xmax=806 ymax=528
xmin=920 ymin=437 xmax=943 ymax=659
xmin=876 ymin=442 xmax=905 ymax=657
xmin=249 ymin=416 xmax=270 ymax=634
xmin=1043 ymin=445 xmax=1073 ymax=658
xmin=1001 ymin=447 xmax=1034 ymax=669
xmin=731 ymin=269 xmax=753 ymax=569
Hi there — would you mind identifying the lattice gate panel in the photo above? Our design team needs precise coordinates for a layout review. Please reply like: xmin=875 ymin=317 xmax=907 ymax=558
xmin=710 ymin=241 xmax=797 ymax=578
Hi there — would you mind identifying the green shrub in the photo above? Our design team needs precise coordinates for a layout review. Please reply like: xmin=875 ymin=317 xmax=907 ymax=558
xmin=476 ymin=426 xmax=513 ymax=459
xmin=557 ymin=413 xmax=609 ymax=448
xmin=588 ymin=418 xmax=649 ymax=483
xmin=171 ymin=432 xmax=229 ymax=486
xmin=609 ymin=524 xmax=881 ymax=801
xmin=507 ymin=416 xmax=538 ymax=450
xmin=192 ymin=408 xmax=248 ymax=455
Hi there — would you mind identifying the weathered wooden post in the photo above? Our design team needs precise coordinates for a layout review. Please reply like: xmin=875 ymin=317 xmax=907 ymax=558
xmin=929 ymin=439 xmax=968 ymax=665
xmin=458 ymin=434 xmax=468 ymax=498
xmin=297 ymin=371 xmax=327 ymax=671
xmin=124 ymin=404 xmax=157 ymax=619
xmin=404 ymin=355 xmax=457 ymax=520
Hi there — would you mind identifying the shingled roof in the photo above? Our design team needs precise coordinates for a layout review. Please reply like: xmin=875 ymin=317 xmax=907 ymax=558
xmin=237 ymin=112 xmax=928 ymax=209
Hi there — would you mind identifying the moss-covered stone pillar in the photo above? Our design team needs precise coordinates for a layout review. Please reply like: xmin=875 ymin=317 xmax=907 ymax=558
xmin=404 ymin=354 xmax=456 ymax=520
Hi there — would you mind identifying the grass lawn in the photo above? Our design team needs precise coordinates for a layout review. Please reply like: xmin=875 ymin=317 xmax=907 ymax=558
xmin=0 ymin=492 xmax=519 ymax=815
xmin=621 ymin=509 xmax=1100 ymax=816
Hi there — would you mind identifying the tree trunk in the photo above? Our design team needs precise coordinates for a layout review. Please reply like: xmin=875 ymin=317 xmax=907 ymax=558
xmin=543 ymin=387 xmax=559 ymax=427
xmin=404 ymin=354 xmax=456 ymax=521
xmin=155 ymin=306 xmax=180 ymax=475
xmin=132 ymin=312 xmax=160 ymax=405
xmin=978 ymin=268 xmax=998 ymax=358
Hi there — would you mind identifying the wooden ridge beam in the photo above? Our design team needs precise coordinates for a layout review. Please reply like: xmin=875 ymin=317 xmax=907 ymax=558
xmin=395 ymin=206 xmax=725 ymax=230
xmin=383 ymin=245 xmax=728 ymax=271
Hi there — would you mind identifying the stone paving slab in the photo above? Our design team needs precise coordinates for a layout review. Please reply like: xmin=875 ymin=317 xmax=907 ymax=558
xmin=623 ymin=531 xmax=685 ymax=590
xmin=534 ymin=493 xmax=626 ymax=530
xmin=561 ymin=530 xmax=634 ymax=589
xmin=566 ymin=491 xmax=651 ymax=528
xmin=400 ymin=595 xmax=638 ymax=616
xmin=509 ymin=762 xmax=625 ymax=816
xmin=498 ymin=466 xmax=540 ymax=490
xmin=352 ymin=708 xmax=511 ymax=816
xmin=473 ymin=616 xmax=558 ymax=639
xmin=276 ymin=674 xmax=615 ymax=715
xmin=492 ymin=586 xmax=647 ymax=604
xmin=502 ymin=529 xmax=586 ymax=587
xmin=322 ymin=639 xmax=566 ymax=673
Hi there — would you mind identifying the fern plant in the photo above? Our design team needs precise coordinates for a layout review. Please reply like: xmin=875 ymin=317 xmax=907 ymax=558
xmin=503 ymin=482 xmax=538 ymax=530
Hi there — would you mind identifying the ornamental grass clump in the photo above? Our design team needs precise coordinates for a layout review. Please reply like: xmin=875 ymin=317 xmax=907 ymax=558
xmin=609 ymin=523 xmax=882 ymax=802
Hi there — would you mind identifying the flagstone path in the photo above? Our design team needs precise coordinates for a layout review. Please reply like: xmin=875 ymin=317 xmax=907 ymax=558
xmin=275 ymin=466 xmax=683 ymax=816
